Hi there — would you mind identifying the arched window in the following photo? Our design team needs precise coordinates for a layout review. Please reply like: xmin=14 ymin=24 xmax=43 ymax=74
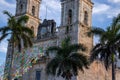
xmin=20 ymin=4 xmax=23 ymax=13
xmin=68 ymin=9 xmax=72 ymax=24
xmin=31 ymin=26 xmax=34 ymax=32
xmin=32 ymin=6 xmax=35 ymax=16
xmin=84 ymin=11 xmax=88 ymax=25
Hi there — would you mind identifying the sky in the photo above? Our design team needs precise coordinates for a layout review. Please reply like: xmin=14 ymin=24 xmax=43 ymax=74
xmin=0 ymin=0 xmax=120 ymax=66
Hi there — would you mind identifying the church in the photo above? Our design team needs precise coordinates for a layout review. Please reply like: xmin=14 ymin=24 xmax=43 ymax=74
xmin=4 ymin=0 xmax=120 ymax=80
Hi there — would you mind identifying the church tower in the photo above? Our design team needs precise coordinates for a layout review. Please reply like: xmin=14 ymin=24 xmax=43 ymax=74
xmin=15 ymin=0 xmax=41 ymax=36
xmin=4 ymin=0 xmax=41 ymax=80
xmin=60 ymin=0 xmax=93 ymax=54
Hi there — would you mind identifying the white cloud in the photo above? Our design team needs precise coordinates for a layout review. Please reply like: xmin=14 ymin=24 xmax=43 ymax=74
xmin=108 ymin=0 xmax=120 ymax=3
xmin=107 ymin=8 xmax=120 ymax=18
xmin=42 ymin=0 xmax=61 ymax=11
xmin=0 ymin=0 xmax=15 ymax=13
xmin=0 ymin=0 xmax=15 ymax=8
xmin=93 ymin=2 xmax=120 ymax=18
xmin=93 ymin=3 xmax=110 ymax=14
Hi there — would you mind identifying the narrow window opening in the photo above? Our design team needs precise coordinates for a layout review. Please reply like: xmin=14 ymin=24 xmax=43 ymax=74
xmin=20 ymin=4 xmax=23 ymax=13
xmin=36 ymin=71 xmax=41 ymax=80
xmin=31 ymin=26 xmax=34 ymax=33
xmin=84 ymin=11 xmax=88 ymax=25
xmin=68 ymin=9 xmax=72 ymax=24
xmin=32 ymin=6 xmax=35 ymax=16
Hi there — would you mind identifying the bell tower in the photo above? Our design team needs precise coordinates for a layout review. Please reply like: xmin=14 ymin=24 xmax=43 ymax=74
xmin=60 ymin=0 xmax=93 ymax=54
xmin=15 ymin=0 xmax=41 ymax=36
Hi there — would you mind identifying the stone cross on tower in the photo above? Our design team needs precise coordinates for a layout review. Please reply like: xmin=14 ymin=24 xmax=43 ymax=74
xmin=15 ymin=0 xmax=42 ymax=36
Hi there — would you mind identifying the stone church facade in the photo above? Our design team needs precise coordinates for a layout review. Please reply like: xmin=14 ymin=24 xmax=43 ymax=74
xmin=4 ymin=0 xmax=120 ymax=80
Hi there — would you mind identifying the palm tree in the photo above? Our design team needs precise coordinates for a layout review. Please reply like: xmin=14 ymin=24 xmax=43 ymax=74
xmin=88 ymin=14 xmax=120 ymax=80
xmin=0 ymin=11 xmax=34 ymax=80
xmin=46 ymin=37 xmax=89 ymax=80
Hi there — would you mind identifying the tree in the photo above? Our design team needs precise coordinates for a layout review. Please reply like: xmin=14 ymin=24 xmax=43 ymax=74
xmin=46 ymin=37 xmax=89 ymax=80
xmin=0 ymin=11 xmax=34 ymax=80
xmin=88 ymin=14 xmax=120 ymax=80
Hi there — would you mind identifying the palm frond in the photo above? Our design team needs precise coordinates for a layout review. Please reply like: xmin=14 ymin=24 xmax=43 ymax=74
xmin=61 ymin=36 xmax=71 ymax=48
xmin=14 ymin=35 xmax=22 ymax=52
xmin=17 ymin=16 xmax=29 ymax=24
xmin=0 ymin=27 xmax=11 ymax=34
xmin=113 ymin=33 xmax=120 ymax=45
xmin=46 ymin=57 xmax=61 ymax=75
xmin=0 ymin=33 xmax=9 ymax=41
xmin=3 ymin=10 xmax=13 ymax=18
xmin=8 ymin=17 xmax=16 ymax=29
xmin=90 ymin=46 xmax=104 ymax=62
xmin=92 ymin=43 xmax=102 ymax=51
xmin=47 ymin=46 xmax=61 ymax=52
xmin=21 ymin=26 xmax=34 ymax=37
xmin=87 ymin=27 xmax=105 ymax=37
xmin=21 ymin=33 xmax=33 ymax=48
xmin=70 ymin=53 xmax=89 ymax=68
xmin=90 ymin=42 xmax=112 ymax=70
xmin=22 ymin=34 xmax=29 ymax=48
xmin=68 ymin=44 xmax=86 ymax=52
xmin=103 ymin=53 xmax=111 ymax=70
xmin=46 ymin=37 xmax=89 ymax=79
xmin=111 ymin=13 xmax=120 ymax=28
xmin=113 ymin=24 xmax=120 ymax=34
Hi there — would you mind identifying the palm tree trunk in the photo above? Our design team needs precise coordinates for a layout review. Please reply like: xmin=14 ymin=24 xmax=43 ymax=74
xmin=112 ymin=54 xmax=115 ymax=80
xmin=8 ymin=41 xmax=14 ymax=80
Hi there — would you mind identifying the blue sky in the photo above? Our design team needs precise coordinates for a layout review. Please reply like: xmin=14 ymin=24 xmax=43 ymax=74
xmin=0 ymin=0 xmax=120 ymax=66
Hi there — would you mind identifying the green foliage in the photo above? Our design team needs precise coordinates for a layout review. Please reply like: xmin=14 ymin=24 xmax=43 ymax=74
xmin=0 ymin=10 xmax=34 ymax=80
xmin=88 ymin=13 xmax=120 ymax=80
xmin=0 ymin=10 xmax=34 ymax=51
xmin=46 ymin=37 xmax=89 ymax=80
